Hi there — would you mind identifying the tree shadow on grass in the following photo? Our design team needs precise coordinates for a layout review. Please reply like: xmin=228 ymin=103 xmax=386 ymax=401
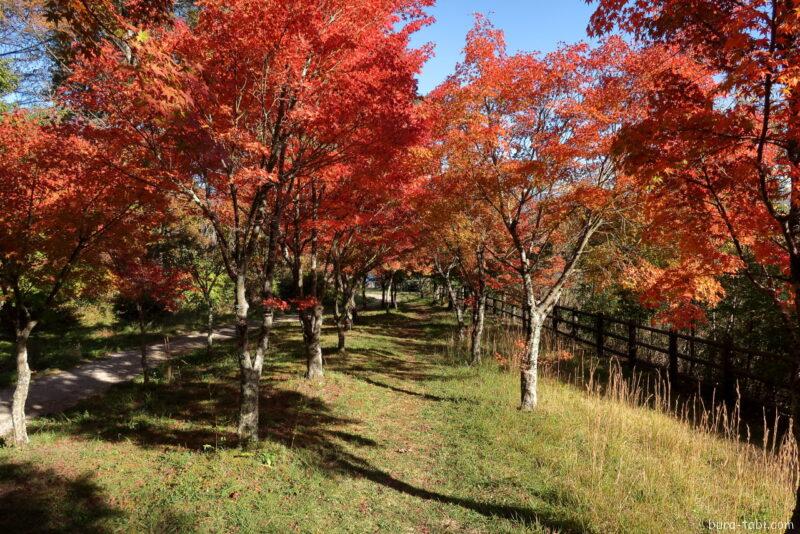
xmin=330 ymin=452 xmax=588 ymax=534
xmin=41 ymin=344 xmax=243 ymax=450
xmin=342 ymin=374 xmax=476 ymax=404
xmin=329 ymin=346 xmax=467 ymax=385
xmin=257 ymin=389 xmax=587 ymax=533
xmin=52 ymin=376 xmax=586 ymax=532
xmin=0 ymin=460 xmax=122 ymax=534
xmin=39 ymin=304 xmax=589 ymax=532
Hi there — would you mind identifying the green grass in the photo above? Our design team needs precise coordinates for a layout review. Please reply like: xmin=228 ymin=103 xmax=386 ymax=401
xmin=0 ymin=299 xmax=795 ymax=533
xmin=0 ymin=303 xmax=229 ymax=387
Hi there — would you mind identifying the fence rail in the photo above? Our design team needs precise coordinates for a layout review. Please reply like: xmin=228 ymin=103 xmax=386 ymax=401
xmin=475 ymin=292 xmax=795 ymax=411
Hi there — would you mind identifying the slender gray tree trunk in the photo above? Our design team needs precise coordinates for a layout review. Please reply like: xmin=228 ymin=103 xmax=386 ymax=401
xmin=334 ymin=285 xmax=346 ymax=352
xmin=455 ymin=308 xmax=466 ymax=342
xmin=234 ymin=274 xmax=261 ymax=447
xmin=444 ymin=281 xmax=466 ymax=342
xmin=136 ymin=303 xmax=150 ymax=385
xmin=349 ymin=291 xmax=357 ymax=326
xmin=337 ymin=288 xmax=355 ymax=351
xmin=206 ymin=303 xmax=214 ymax=354
xmin=302 ymin=305 xmax=324 ymax=379
xmin=385 ymin=275 xmax=393 ymax=313
xmin=520 ymin=314 xmax=543 ymax=410
xmin=519 ymin=269 xmax=542 ymax=410
xmin=336 ymin=325 xmax=346 ymax=352
xmin=361 ymin=277 xmax=367 ymax=310
xmin=11 ymin=321 xmax=36 ymax=446
xmin=470 ymin=291 xmax=486 ymax=365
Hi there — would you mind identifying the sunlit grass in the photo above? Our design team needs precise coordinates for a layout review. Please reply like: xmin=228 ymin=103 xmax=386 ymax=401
xmin=0 ymin=298 xmax=795 ymax=533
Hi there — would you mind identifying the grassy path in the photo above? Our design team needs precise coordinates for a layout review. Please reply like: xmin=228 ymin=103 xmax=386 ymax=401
xmin=0 ymin=299 xmax=794 ymax=533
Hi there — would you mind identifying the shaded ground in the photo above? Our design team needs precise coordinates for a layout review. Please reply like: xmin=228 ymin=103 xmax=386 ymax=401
xmin=0 ymin=298 xmax=793 ymax=533
xmin=0 ymin=325 xmax=238 ymax=439
xmin=0 ymin=306 xmax=234 ymax=388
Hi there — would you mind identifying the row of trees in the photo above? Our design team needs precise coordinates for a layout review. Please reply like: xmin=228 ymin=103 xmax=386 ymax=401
xmin=414 ymin=2 xmax=799 ymax=529
xmin=1 ymin=0 xmax=431 ymax=447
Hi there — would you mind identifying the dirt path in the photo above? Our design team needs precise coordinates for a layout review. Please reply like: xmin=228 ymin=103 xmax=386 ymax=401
xmin=0 ymin=326 xmax=243 ymax=439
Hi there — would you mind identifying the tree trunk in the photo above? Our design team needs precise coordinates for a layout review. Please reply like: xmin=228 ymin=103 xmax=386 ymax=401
xmin=381 ymin=281 xmax=387 ymax=309
xmin=349 ymin=291 xmax=357 ymax=325
xmin=337 ymin=324 xmax=346 ymax=352
xmin=137 ymin=303 xmax=150 ymax=385
xmin=456 ymin=312 xmax=466 ymax=342
xmin=520 ymin=271 xmax=541 ymax=411
xmin=238 ymin=361 xmax=261 ymax=448
xmin=385 ymin=275 xmax=393 ymax=313
xmin=470 ymin=290 xmax=486 ymax=365
xmin=788 ymin=342 xmax=800 ymax=533
xmin=783 ymin=256 xmax=800 ymax=533
xmin=391 ymin=272 xmax=398 ymax=310
xmin=361 ymin=277 xmax=367 ymax=310
xmin=302 ymin=304 xmax=324 ymax=379
xmin=334 ymin=282 xmax=346 ymax=352
xmin=338 ymin=288 xmax=355 ymax=351
xmin=444 ymin=280 xmax=465 ymax=342
xmin=11 ymin=321 xmax=36 ymax=446
xmin=245 ymin=307 xmax=272 ymax=442
xmin=520 ymin=312 xmax=543 ymax=411
xmin=206 ymin=303 xmax=214 ymax=354
xmin=234 ymin=274 xmax=261 ymax=447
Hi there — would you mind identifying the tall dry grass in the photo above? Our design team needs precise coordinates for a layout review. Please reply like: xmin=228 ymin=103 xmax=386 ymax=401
xmin=441 ymin=317 xmax=798 ymax=529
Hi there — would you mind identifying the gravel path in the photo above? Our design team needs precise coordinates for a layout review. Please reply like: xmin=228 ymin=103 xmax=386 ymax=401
xmin=0 ymin=325 xmax=243 ymax=439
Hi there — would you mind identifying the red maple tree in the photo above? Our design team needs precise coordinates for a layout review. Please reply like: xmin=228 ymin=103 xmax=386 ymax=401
xmin=63 ymin=0 xmax=433 ymax=444
xmin=590 ymin=1 xmax=800 ymax=528
xmin=111 ymin=254 xmax=192 ymax=384
xmin=0 ymin=110 xmax=151 ymax=444
xmin=429 ymin=16 xmax=635 ymax=409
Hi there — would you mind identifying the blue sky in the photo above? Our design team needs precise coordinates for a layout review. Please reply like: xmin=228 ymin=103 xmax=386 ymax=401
xmin=410 ymin=1 xmax=597 ymax=94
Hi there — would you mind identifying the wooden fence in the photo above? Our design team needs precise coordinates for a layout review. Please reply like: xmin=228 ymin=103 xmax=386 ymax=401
xmin=477 ymin=292 xmax=796 ymax=411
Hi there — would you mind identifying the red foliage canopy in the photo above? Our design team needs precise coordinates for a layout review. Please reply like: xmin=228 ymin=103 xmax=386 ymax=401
xmin=0 ymin=111 xmax=152 ymax=316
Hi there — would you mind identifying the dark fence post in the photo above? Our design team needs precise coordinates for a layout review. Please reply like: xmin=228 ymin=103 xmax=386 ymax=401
xmin=595 ymin=314 xmax=605 ymax=358
xmin=485 ymin=301 xmax=790 ymax=411
xmin=721 ymin=338 xmax=735 ymax=406
xmin=668 ymin=331 xmax=679 ymax=384
xmin=552 ymin=307 xmax=560 ymax=335
xmin=627 ymin=321 xmax=637 ymax=365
